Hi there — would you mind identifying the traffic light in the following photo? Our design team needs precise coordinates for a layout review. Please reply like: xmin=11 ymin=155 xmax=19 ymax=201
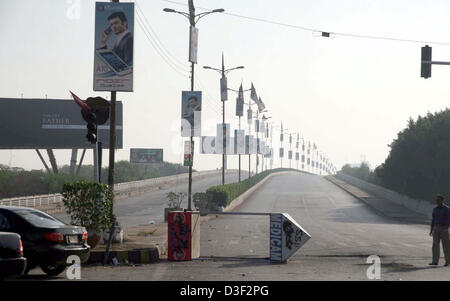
xmin=421 ymin=45 xmax=432 ymax=78
xmin=86 ymin=112 xmax=98 ymax=144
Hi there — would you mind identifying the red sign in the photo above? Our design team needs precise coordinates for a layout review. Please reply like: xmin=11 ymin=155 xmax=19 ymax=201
xmin=168 ymin=211 xmax=192 ymax=261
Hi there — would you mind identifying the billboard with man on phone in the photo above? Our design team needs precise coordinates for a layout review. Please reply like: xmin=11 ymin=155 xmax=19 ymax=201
xmin=94 ymin=2 xmax=134 ymax=92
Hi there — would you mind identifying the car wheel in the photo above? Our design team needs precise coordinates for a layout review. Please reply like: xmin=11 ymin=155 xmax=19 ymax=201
xmin=40 ymin=264 xmax=66 ymax=276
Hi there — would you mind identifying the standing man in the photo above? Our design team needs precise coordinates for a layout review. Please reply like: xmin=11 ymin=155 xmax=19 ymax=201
xmin=429 ymin=195 xmax=450 ymax=266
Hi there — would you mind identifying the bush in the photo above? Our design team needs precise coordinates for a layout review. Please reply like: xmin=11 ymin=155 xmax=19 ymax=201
xmin=205 ymin=168 xmax=293 ymax=208
xmin=62 ymin=180 xmax=114 ymax=233
xmin=166 ymin=191 xmax=186 ymax=210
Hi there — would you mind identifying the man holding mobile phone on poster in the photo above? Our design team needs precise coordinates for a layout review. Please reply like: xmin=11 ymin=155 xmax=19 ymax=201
xmin=98 ymin=11 xmax=133 ymax=66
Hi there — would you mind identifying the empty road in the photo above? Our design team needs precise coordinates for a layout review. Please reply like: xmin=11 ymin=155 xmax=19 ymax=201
xmin=59 ymin=172 xmax=449 ymax=280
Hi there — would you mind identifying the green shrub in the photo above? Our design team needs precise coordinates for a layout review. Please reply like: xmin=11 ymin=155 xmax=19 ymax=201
xmin=166 ymin=191 xmax=185 ymax=210
xmin=62 ymin=180 xmax=114 ymax=233
xmin=205 ymin=168 xmax=295 ymax=208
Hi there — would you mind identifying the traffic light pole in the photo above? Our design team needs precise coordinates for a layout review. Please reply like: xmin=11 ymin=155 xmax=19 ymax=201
xmin=93 ymin=140 xmax=99 ymax=182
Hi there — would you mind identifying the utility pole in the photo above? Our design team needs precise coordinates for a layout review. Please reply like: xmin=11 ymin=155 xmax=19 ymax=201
xmin=164 ymin=0 xmax=224 ymax=209
xmin=229 ymin=84 xmax=250 ymax=182
xmin=104 ymin=0 xmax=119 ymax=266
xmin=204 ymin=54 xmax=244 ymax=185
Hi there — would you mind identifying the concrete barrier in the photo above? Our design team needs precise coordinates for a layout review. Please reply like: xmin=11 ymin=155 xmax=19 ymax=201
xmin=335 ymin=172 xmax=434 ymax=219
xmin=0 ymin=169 xmax=239 ymax=213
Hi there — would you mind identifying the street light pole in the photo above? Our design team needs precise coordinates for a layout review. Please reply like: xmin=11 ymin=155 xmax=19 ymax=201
xmin=164 ymin=1 xmax=224 ymax=211
xmin=228 ymin=85 xmax=251 ymax=182
xmin=203 ymin=55 xmax=244 ymax=185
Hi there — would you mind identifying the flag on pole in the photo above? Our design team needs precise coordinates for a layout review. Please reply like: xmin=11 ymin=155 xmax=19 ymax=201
xmin=69 ymin=91 xmax=92 ymax=112
xmin=250 ymin=82 xmax=258 ymax=103
xmin=257 ymin=96 xmax=266 ymax=112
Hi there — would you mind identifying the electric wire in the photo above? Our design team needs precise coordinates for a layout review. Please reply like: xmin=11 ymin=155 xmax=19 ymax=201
xmin=161 ymin=0 xmax=450 ymax=46
xmin=135 ymin=2 xmax=224 ymax=116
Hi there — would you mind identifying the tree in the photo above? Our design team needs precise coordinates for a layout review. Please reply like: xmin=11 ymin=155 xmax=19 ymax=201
xmin=375 ymin=109 xmax=450 ymax=202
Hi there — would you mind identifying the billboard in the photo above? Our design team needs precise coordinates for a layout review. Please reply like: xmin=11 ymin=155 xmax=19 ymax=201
xmin=130 ymin=148 xmax=163 ymax=164
xmin=0 ymin=98 xmax=122 ymax=149
xmin=181 ymin=91 xmax=202 ymax=137
xmin=94 ymin=2 xmax=134 ymax=92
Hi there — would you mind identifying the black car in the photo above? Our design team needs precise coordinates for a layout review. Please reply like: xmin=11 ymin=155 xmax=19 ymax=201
xmin=0 ymin=232 xmax=27 ymax=279
xmin=0 ymin=206 xmax=90 ymax=276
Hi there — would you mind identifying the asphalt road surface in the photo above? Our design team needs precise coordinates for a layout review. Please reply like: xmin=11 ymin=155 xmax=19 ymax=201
xmin=46 ymin=173 xmax=450 ymax=280
xmin=54 ymin=170 xmax=250 ymax=228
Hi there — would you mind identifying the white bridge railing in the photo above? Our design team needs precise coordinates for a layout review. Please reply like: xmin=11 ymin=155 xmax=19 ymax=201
xmin=0 ymin=169 xmax=237 ymax=212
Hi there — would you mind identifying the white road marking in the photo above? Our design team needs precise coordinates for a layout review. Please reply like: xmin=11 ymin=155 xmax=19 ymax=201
xmin=301 ymin=196 xmax=312 ymax=220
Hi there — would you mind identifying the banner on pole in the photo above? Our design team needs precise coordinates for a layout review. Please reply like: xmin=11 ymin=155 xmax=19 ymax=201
xmin=247 ymin=109 xmax=252 ymax=125
xmin=181 ymin=91 xmax=202 ymax=137
xmin=216 ymin=123 xmax=230 ymax=154
xmin=94 ymin=2 xmax=134 ymax=92
xmin=184 ymin=140 xmax=193 ymax=166
xmin=189 ymin=26 xmax=198 ymax=64
xmin=220 ymin=77 xmax=228 ymax=101
xmin=200 ymin=136 xmax=216 ymax=154
xmin=235 ymin=129 xmax=245 ymax=155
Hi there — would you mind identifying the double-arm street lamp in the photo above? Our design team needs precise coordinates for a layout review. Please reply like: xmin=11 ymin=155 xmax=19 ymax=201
xmin=203 ymin=54 xmax=244 ymax=185
xmin=163 ymin=1 xmax=224 ymax=211
xmin=228 ymin=85 xmax=251 ymax=182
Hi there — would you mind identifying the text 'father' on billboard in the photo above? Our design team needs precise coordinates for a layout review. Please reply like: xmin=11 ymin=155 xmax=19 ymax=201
xmin=94 ymin=2 xmax=134 ymax=92
xmin=0 ymin=98 xmax=123 ymax=149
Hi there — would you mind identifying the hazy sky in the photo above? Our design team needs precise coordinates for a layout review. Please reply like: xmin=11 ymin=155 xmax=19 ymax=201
xmin=1 ymin=0 xmax=449 ymax=172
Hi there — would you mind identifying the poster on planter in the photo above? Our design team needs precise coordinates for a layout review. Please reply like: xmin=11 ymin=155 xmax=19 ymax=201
xmin=168 ymin=212 xmax=192 ymax=261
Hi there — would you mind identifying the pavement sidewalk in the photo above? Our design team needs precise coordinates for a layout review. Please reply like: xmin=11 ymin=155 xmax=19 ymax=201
xmin=325 ymin=176 xmax=430 ymax=224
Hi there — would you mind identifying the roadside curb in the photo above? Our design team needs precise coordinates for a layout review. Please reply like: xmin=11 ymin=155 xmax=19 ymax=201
xmin=326 ymin=175 xmax=431 ymax=225
xmin=324 ymin=176 xmax=390 ymax=218
xmin=85 ymin=247 xmax=159 ymax=265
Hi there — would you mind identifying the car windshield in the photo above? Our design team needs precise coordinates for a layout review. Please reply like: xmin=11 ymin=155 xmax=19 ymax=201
xmin=15 ymin=209 xmax=66 ymax=227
